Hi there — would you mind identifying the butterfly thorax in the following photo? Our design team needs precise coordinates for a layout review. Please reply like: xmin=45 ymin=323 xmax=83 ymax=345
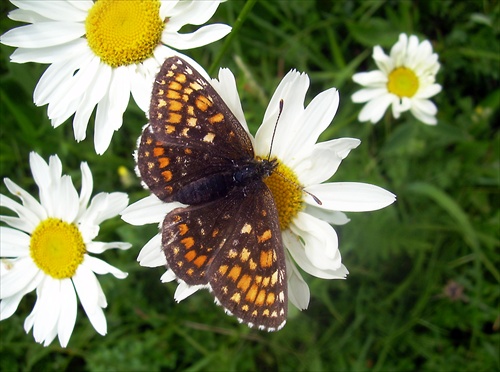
xmin=174 ymin=158 xmax=278 ymax=206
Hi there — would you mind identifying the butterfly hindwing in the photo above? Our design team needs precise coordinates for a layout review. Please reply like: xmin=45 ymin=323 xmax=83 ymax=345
xmin=162 ymin=181 xmax=287 ymax=330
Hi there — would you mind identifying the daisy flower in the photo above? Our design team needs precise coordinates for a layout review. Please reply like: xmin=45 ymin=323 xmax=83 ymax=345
xmin=352 ymin=33 xmax=442 ymax=125
xmin=0 ymin=0 xmax=231 ymax=154
xmin=0 ymin=152 xmax=131 ymax=347
xmin=121 ymin=64 xmax=396 ymax=314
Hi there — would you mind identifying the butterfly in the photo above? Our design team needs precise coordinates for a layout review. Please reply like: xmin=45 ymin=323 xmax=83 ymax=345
xmin=137 ymin=56 xmax=287 ymax=331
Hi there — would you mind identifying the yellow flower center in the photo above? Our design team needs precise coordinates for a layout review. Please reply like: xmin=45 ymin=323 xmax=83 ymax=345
xmin=30 ymin=218 xmax=86 ymax=279
xmin=387 ymin=67 xmax=419 ymax=98
xmin=85 ymin=0 xmax=165 ymax=67
xmin=262 ymin=159 xmax=304 ymax=231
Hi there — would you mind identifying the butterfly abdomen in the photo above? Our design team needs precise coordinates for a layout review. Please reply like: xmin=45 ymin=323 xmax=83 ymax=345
xmin=174 ymin=159 xmax=277 ymax=205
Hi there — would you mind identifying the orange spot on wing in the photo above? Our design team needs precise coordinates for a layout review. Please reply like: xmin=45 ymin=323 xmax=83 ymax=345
xmin=166 ymin=90 xmax=181 ymax=99
xmin=178 ymin=224 xmax=189 ymax=235
xmin=255 ymin=290 xmax=266 ymax=306
xmin=257 ymin=230 xmax=272 ymax=243
xmin=208 ymin=112 xmax=224 ymax=124
xmin=218 ymin=265 xmax=228 ymax=275
xmin=246 ymin=284 xmax=259 ymax=302
xmin=181 ymin=237 xmax=194 ymax=249
xmin=169 ymin=81 xmax=182 ymax=91
xmin=161 ymin=170 xmax=172 ymax=181
xmin=184 ymin=250 xmax=196 ymax=262
xmin=266 ymin=292 xmax=275 ymax=305
xmin=169 ymin=100 xmax=183 ymax=111
xmin=193 ymin=255 xmax=207 ymax=268
xmin=260 ymin=250 xmax=273 ymax=268
xmin=195 ymin=95 xmax=212 ymax=111
xmin=237 ymin=274 xmax=252 ymax=292
xmin=168 ymin=112 xmax=182 ymax=124
xmin=227 ymin=265 xmax=241 ymax=281
xmin=158 ymin=157 xmax=170 ymax=168
xmin=153 ymin=147 xmax=164 ymax=156
xmin=175 ymin=73 xmax=187 ymax=83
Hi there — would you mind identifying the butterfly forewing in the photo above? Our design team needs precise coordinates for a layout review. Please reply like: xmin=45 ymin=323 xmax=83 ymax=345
xmin=138 ymin=124 xmax=245 ymax=203
xmin=138 ymin=56 xmax=288 ymax=331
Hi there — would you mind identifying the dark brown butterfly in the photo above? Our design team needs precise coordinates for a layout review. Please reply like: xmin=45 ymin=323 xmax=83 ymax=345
xmin=137 ymin=57 xmax=287 ymax=331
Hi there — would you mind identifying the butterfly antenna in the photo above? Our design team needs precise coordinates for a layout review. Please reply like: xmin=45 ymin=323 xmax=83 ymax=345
xmin=267 ymin=99 xmax=284 ymax=160
xmin=273 ymin=170 xmax=323 ymax=206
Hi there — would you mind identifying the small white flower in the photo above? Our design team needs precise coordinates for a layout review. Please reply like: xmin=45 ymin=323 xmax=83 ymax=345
xmin=122 ymin=65 xmax=396 ymax=312
xmin=0 ymin=152 xmax=131 ymax=347
xmin=0 ymin=0 xmax=231 ymax=154
xmin=352 ymin=33 xmax=442 ymax=125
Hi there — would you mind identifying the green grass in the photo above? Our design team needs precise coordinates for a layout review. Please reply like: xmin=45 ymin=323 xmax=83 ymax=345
xmin=1 ymin=1 xmax=499 ymax=371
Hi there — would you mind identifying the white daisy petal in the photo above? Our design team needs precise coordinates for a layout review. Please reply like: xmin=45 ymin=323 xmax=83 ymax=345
xmin=33 ymin=56 xmax=83 ymax=107
xmin=0 ymin=22 xmax=85 ymax=48
xmin=73 ymin=265 xmax=107 ymax=335
xmin=121 ymin=194 xmax=179 ymax=226
xmin=0 ymin=215 xmax=33 ymax=234
xmin=9 ymin=38 xmax=87 ymax=64
xmin=4 ymin=178 xmax=46 ymax=221
xmin=29 ymin=152 xmax=53 ymax=197
xmin=372 ymin=45 xmax=394 ymax=74
xmin=416 ymin=83 xmax=442 ymax=99
xmin=73 ymin=59 xmax=113 ymax=143
xmin=86 ymin=241 xmax=132 ymax=254
xmin=285 ymin=254 xmax=310 ymax=310
xmin=212 ymin=67 xmax=248 ymax=133
xmin=0 ymin=194 xmax=39 ymax=232
xmin=163 ymin=24 xmax=231 ymax=50
xmin=410 ymin=103 xmax=438 ymax=125
xmin=0 ymin=227 xmax=31 ymax=257
xmin=0 ymin=291 xmax=26 ymax=320
xmin=80 ymin=192 xmax=129 ymax=228
xmin=94 ymin=66 xmax=131 ymax=154
xmin=10 ymin=0 xmax=89 ymax=22
xmin=67 ymin=1 xmax=94 ymax=12
xmin=352 ymin=70 xmax=388 ymax=87
xmin=351 ymin=87 xmax=388 ymax=103
xmin=305 ymin=206 xmax=350 ymax=225
xmin=84 ymin=255 xmax=128 ymax=279
xmin=174 ymin=281 xmax=202 ymax=302
xmin=284 ymin=88 xmax=339 ymax=159
xmin=255 ymin=70 xmax=310 ymax=157
xmin=160 ymin=269 xmax=177 ymax=283
xmin=32 ymin=277 xmax=61 ymax=345
xmin=358 ymin=93 xmax=396 ymax=123
xmin=0 ymin=257 xmax=40 ymax=299
xmin=52 ymin=175 xmax=80 ymax=222
xmin=283 ymin=229 xmax=347 ymax=280
xmin=166 ymin=0 xmax=222 ymax=29
xmin=57 ymin=278 xmax=77 ymax=348
xmin=78 ymin=162 xmax=93 ymax=218
xmin=8 ymin=8 xmax=51 ymax=24
xmin=288 ymin=212 xmax=341 ymax=271
xmin=305 ymin=182 xmax=396 ymax=212
xmin=137 ymin=234 xmax=166 ymax=268
xmin=293 ymin=138 xmax=361 ymax=185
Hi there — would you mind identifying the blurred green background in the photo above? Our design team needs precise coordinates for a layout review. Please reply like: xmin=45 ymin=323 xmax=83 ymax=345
xmin=0 ymin=1 xmax=498 ymax=371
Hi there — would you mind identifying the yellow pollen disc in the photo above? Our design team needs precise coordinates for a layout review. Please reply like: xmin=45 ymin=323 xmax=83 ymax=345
xmin=30 ymin=218 xmax=86 ymax=279
xmin=85 ymin=0 xmax=165 ymax=67
xmin=387 ymin=67 xmax=419 ymax=98
xmin=262 ymin=159 xmax=304 ymax=230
